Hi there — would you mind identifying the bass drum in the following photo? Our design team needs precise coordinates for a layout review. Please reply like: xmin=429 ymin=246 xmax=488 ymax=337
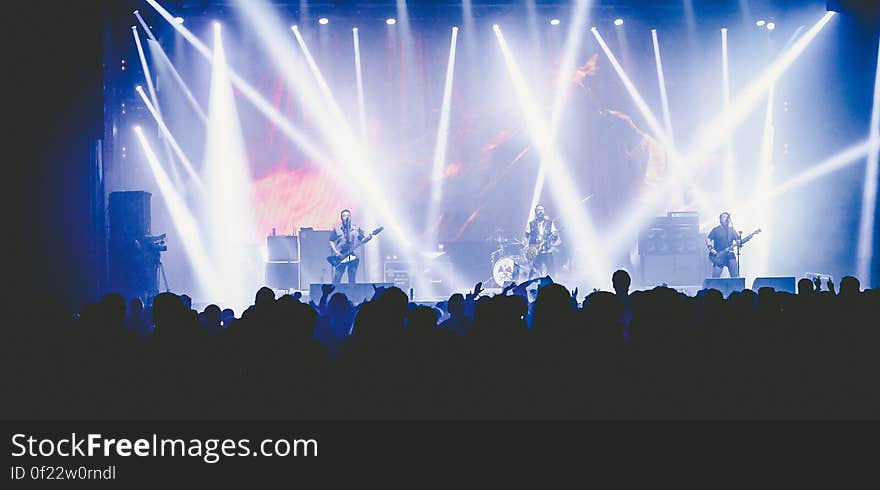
xmin=492 ymin=255 xmax=527 ymax=287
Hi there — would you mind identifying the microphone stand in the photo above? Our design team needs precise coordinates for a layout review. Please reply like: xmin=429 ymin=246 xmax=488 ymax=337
xmin=736 ymin=229 xmax=743 ymax=278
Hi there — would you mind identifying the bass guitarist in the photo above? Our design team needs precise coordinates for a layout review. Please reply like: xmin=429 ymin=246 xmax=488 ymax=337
xmin=329 ymin=209 xmax=375 ymax=284
xmin=707 ymin=211 xmax=741 ymax=278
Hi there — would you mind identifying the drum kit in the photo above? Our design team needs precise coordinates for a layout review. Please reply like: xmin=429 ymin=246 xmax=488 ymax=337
xmin=485 ymin=228 xmax=530 ymax=286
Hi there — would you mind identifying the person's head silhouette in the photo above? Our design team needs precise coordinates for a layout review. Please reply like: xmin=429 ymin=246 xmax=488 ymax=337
xmin=612 ymin=269 xmax=631 ymax=296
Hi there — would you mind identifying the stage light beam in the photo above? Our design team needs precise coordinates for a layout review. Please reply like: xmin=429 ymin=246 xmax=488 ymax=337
xmin=290 ymin=23 xmax=413 ymax=249
xmin=426 ymin=27 xmax=459 ymax=251
xmin=145 ymin=0 xmax=330 ymax=174
xmin=495 ymin=25 xmax=610 ymax=286
xmin=603 ymin=12 xmax=836 ymax=255
xmin=686 ymin=12 xmax=835 ymax=167
xmin=722 ymin=27 xmax=736 ymax=204
xmin=652 ymin=29 xmax=675 ymax=144
xmin=352 ymin=28 xmax=368 ymax=144
xmin=133 ymin=127 xmax=214 ymax=298
xmin=856 ymin=40 xmax=880 ymax=286
xmin=528 ymin=0 xmax=593 ymax=227
xmin=204 ymin=24 xmax=259 ymax=309
xmin=135 ymin=85 xmax=205 ymax=191
xmin=132 ymin=24 xmax=183 ymax=190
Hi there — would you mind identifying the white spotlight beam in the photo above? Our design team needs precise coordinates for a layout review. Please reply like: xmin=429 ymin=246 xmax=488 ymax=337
xmin=685 ymin=12 xmax=836 ymax=166
xmin=745 ymin=83 xmax=776 ymax=278
xmin=604 ymin=12 xmax=836 ymax=252
xmin=526 ymin=0 xmax=592 ymax=224
xmin=352 ymin=26 xmax=381 ymax=281
xmin=132 ymin=27 xmax=162 ymax=134
xmin=145 ymin=38 xmax=208 ymax=123
xmin=426 ymin=27 xmax=459 ymax=244
xmin=353 ymin=28 xmax=368 ymax=145
xmin=205 ymin=24 xmax=258 ymax=309
xmin=770 ymin=140 xmax=871 ymax=197
xmin=135 ymin=85 xmax=205 ymax=191
xmin=462 ymin=0 xmax=475 ymax=41
xmin=549 ymin=0 xmax=591 ymax=131
xmin=651 ymin=29 xmax=675 ymax=145
xmin=494 ymin=25 xmax=610 ymax=285
xmin=722 ymin=139 xmax=871 ymax=233
xmin=232 ymin=0 xmax=417 ymax=267
xmin=133 ymin=127 xmax=214 ymax=294
xmin=137 ymin=6 xmax=208 ymax=122
xmin=144 ymin=0 xmax=329 ymax=169
xmin=133 ymin=10 xmax=159 ymax=42
xmin=592 ymin=28 xmax=714 ymax=214
xmin=856 ymin=40 xmax=880 ymax=285
xmin=290 ymin=24 xmax=413 ymax=248
xmin=133 ymin=25 xmax=182 ymax=188
xmin=721 ymin=27 xmax=736 ymax=203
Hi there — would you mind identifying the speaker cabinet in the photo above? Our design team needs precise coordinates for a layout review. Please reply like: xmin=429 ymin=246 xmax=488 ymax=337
xmin=702 ymin=277 xmax=746 ymax=297
xmin=752 ymin=276 xmax=796 ymax=293
xmin=108 ymin=191 xmax=151 ymax=239
xmin=299 ymin=228 xmax=334 ymax=288
xmin=108 ymin=191 xmax=156 ymax=301
xmin=267 ymin=235 xmax=299 ymax=262
xmin=309 ymin=282 xmax=394 ymax=305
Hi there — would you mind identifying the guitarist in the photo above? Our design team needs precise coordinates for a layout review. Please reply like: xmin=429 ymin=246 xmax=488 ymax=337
xmin=329 ymin=209 xmax=373 ymax=284
xmin=707 ymin=211 xmax=740 ymax=278
xmin=524 ymin=204 xmax=561 ymax=279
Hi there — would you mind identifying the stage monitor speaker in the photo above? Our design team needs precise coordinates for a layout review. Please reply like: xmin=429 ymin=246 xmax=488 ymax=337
xmin=267 ymin=235 xmax=299 ymax=262
xmin=310 ymin=282 xmax=393 ymax=305
xmin=108 ymin=191 xmax=151 ymax=239
xmin=299 ymin=228 xmax=334 ymax=288
xmin=752 ymin=276 xmax=796 ymax=293
xmin=266 ymin=262 xmax=300 ymax=290
xmin=702 ymin=277 xmax=746 ymax=297
xmin=384 ymin=258 xmax=453 ymax=299
xmin=384 ymin=261 xmax=411 ymax=291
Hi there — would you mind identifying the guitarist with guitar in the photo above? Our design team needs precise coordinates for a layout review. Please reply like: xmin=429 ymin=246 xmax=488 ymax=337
xmin=328 ymin=209 xmax=382 ymax=284
xmin=524 ymin=204 xmax=561 ymax=279
xmin=707 ymin=212 xmax=761 ymax=278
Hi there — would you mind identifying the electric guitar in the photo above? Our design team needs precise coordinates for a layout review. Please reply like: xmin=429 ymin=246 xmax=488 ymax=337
xmin=327 ymin=226 xmax=383 ymax=268
xmin=525 ymin=220 xmax=560 ymax=261
xmin=708 ymin=228 xmax=761 ymax=266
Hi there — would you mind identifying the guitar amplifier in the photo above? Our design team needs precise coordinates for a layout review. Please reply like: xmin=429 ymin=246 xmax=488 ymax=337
xmin=267 ymin=235 xmax=299 ymax=262
xmin=639 ymin=213 xmax=700 ymax=255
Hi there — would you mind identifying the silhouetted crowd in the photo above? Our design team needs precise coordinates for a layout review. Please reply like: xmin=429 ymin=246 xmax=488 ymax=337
xmin=8 ymin=271 xmax=879 ymax=418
